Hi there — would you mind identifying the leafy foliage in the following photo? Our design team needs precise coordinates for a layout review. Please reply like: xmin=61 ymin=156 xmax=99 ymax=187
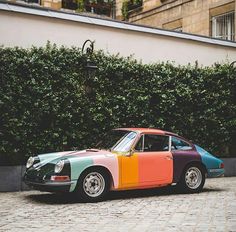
xmin=121 ymin=0 xmax=129 ymax=20
xmin=121 ymin=0 xmax=143 ymax=19
xmin=0 ymin=44 xmax=235 ymax=165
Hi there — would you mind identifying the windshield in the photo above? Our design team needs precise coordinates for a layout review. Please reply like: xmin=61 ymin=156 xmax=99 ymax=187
xmin=95 ymin=130 xmax=137 ymax=152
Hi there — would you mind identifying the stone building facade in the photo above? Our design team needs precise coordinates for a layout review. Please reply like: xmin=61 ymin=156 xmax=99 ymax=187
xmin=117 ymin=0 xmax=236 ymax=41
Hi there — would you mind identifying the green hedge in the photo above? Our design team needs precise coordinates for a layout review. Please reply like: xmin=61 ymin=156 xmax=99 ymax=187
xmin=0 ymin=44 xmax=236 ymax=165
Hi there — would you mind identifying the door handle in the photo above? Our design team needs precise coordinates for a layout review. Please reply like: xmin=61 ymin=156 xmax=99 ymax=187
xmin=165 ymin=156 xmax=173 ymax=160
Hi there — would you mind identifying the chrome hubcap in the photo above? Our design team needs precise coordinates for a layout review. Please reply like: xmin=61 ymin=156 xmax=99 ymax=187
xmin=83 ymin=172 xmax=105 ymax=197
xmin=185 ymin=167 xmax=202 ymax=189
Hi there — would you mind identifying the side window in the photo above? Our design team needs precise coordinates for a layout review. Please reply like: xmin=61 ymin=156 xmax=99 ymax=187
xmin=171 ymin=137 xmax=192 ymax=151
xmin=135 ymin=134 xmax=169 ymax=152
xmin=134 ymin=135 xmax=144 ymax=151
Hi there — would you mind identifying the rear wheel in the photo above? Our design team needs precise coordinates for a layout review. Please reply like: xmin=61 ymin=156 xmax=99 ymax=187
xmin=75 ymin=168 xmax=109 ymax=202
xmin=178 ymin=165 xmax=205 ymax=193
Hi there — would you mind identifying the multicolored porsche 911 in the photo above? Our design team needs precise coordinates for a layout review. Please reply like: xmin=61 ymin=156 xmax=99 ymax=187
xmin=24 ymin=128 xmax=224 ymax=202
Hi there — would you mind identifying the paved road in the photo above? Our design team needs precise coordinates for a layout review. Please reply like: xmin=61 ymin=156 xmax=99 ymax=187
xmin=0 ymin=177 xmax=236 ymax=232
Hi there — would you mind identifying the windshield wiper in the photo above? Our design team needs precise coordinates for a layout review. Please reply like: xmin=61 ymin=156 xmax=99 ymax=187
xmin=86 ymin=148 xmax=99 ymax=152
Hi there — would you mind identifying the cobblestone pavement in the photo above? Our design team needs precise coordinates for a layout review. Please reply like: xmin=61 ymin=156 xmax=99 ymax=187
xmin=0 ymin=177 xmax=236 ymax=232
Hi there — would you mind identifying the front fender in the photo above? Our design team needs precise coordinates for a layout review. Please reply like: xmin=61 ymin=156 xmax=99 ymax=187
xmin=68 ymin=154 xmax=119 ymax=192
xmin=68 ymin=157 xmax=93 ymax=192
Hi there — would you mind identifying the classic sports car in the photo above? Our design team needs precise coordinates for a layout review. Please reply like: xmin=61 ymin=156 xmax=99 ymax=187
xmin=24 ymin=128 xmax=224 ymax=202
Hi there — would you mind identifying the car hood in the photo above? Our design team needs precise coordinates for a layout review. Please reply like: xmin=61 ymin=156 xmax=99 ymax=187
xmin=37 ymin=149 xmax=114 ymax=165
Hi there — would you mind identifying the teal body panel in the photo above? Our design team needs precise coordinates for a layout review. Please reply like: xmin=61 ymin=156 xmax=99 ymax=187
xmin=68 ymin=155 xmax=94 ymax=192
xmin=195 ymin=145 xmax=224 ymax=177
xmin=38 ymin=152 xmax=62 ymax=162
xmin=38 ymin=151 xmax=76 ymax=165
xmin=36 ymin=151 xmax=112 ymax=192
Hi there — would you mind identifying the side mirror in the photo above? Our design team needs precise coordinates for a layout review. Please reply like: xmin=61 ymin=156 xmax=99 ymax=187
xmin=124 ymin=149 xmax=134 ymax=157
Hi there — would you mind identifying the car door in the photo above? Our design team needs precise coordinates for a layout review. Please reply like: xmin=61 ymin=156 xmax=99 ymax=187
xmin=119 ymin=134 xmax=173 ymax=189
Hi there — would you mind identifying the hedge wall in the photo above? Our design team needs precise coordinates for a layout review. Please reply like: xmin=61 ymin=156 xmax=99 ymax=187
xmin=0 ymin=44 xmax=236 ymax=165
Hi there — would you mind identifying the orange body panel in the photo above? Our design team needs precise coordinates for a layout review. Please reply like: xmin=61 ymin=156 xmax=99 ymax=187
xmin=117 ymin=151 xmax=173 ymax=190
xmin=118 ymin=154 xmax=139 ymax=188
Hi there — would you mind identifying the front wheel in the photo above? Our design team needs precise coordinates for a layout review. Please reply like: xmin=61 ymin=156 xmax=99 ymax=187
xmin=178 ymin=165 xmax=205 ymax=193
xmin=75 ymin=169 xmax=109 ymax=202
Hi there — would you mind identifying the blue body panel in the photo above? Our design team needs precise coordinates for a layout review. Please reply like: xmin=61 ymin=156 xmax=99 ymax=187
xmin=195 ymin=145 xmax=224 ymax=177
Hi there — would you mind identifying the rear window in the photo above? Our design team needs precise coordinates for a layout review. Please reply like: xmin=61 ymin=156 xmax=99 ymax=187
xmin=171 ymin=137 xmax=192 ymax=151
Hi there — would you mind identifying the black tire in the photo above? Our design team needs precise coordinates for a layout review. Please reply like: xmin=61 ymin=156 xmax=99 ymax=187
xmin=75 ymin=168 xmax=110 ymax=202
xmin=178 ymin=164 xmax=205 ymax=193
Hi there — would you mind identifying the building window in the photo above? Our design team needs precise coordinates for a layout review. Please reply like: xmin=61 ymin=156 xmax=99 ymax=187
xmin=21 ymin=0 xmax=40 ymax=4
xmin=212 ymin=11 xmax=235 ymax=41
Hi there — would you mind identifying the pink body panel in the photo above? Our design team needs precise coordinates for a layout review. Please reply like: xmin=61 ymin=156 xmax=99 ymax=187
xmin=93 ymin=153 xmax=119 ymax=189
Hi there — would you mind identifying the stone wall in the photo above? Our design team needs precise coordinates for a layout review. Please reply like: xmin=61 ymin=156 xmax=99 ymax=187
xmin=0 ymin=166 xmax=29 ymax=192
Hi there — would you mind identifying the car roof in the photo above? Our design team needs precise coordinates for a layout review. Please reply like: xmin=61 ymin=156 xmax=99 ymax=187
xmin=115 ymin=127 xmax=179 ymax=137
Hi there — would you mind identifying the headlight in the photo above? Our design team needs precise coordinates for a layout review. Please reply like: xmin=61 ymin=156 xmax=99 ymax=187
xmin=54 ymin=160 xmax=65 ymax=173
xmin=26 ymin=156 xmax=35 ymax=168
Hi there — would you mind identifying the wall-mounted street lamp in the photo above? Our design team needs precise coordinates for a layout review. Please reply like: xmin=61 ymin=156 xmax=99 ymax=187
xmin=81 ymin=40 xmax=98 ymax=95
xmin=82 ymin=39 xmax=98 ymax=73
xmin=230 ymin=61 xmax=236 ymax=68
xmin=229 ymin=61 xmax=236 ymax=79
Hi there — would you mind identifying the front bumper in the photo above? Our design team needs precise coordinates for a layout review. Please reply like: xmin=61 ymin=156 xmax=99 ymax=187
xmin=24 ymin=179 xmax=76 ymax=193
xmin=207 ymin=168 xmax=224 ymax=178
